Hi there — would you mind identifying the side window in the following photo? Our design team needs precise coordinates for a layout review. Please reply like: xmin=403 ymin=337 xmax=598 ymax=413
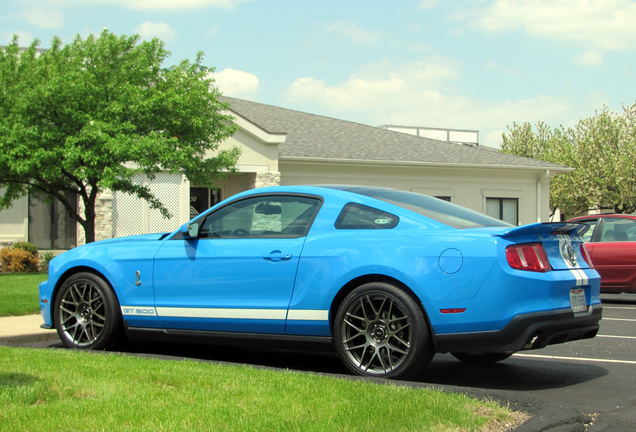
xmin=335 ymin=203 xmax=399 ymax=230
xmin=199 ymin=195 xmax=321 ymax=238
xmin=600 ymin=218 xmax=636 ymax=242
xmin=576 ymin=220 xmax=598 ymax=243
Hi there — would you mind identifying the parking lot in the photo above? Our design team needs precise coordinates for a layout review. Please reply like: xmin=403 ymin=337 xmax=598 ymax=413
xmin=422 ymin=295 xmax=636 ymax=431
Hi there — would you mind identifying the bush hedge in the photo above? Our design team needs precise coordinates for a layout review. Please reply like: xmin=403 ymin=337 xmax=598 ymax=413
xmin=0 ymin=243 xmax=40 ymax=273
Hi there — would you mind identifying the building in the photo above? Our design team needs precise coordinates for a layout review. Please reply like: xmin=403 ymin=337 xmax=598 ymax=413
xmin=0 ymin=97 xmax=570 ymax=248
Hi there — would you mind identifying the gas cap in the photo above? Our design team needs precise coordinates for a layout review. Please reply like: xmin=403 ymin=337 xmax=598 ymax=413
xmin=439 ymin=248 xmax=463 ymax=274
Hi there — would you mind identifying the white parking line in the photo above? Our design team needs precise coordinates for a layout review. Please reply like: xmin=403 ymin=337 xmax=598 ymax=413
xmin=596 ymin=335 xmax=636 ymax=339
xmin=602 ymin=318 xmax=636 ymax=322
xmin=514 ymin=353 xmax=636 ymax=365
xmin=603 ymin=306 xmax=636 ymax=310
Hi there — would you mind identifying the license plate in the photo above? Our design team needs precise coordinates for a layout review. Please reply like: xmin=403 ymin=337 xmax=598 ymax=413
xmin=570 ymin=289 xmax=588 ymax=313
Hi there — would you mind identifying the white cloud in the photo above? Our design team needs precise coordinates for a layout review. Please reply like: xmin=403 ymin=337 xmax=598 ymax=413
xmin=83 ymin=0 xmax=250 ymax=10
xmin=456 ymin=0 xmax=636 ymax=51
xmin=286 ymin=59 xmax=460 ymax=111
xmin=202 ymin=27 xmax=220 ymax=38
xmin=0 ymin=31 xmax=35 ymax=46
xmin=135 ymin=22 xmax=176 ymax=42
xmin=212 ymin=68 xmax=259 ymax=98
xmin=325 ymin=20 xmax=388 ymax=44
xmin=284 ymin=60 xmax=577 ymax=147
xmin=574 ymin=50 xmax=604 ymax=67
xmin=14 ymin=7 xmax=64 ymax=29
xmin=418 ymin=0 xmax=440 ymax=10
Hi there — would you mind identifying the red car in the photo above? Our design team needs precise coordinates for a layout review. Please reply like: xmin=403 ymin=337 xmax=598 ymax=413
xmin=568 ymin=214 xmax=636 ymax=293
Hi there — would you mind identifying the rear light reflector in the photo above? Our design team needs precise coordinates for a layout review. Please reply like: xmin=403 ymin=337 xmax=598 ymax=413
xmin=506 ymin=242 xmax=552 ymax=272
xmin=580 ymin=244 xmax=594 ymax=269
xmin=440 ymin=308 xmax=466 ymax=314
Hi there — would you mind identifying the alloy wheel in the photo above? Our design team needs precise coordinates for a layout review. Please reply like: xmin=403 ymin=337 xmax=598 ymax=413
xmin=340 ymin=292 xmax=412 ymax=375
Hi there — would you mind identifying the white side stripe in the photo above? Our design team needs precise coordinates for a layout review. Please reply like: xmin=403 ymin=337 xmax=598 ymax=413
xmin=156 ymin=307 xmax=287 ymax=320
xmin=121 ymin=306 xmax=329 ymax=321
xmin=287 ymin=310 xmax=329 ymax=321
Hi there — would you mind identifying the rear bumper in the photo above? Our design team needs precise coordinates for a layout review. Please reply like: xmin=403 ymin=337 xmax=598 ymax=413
xmin=435 ymin=305 xmax=603 ymax=354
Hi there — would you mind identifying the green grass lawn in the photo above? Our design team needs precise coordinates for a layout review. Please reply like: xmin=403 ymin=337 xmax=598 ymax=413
xmin=0 ymin=347 xmax=525 ymax=431
xmin=0 ymin=273 xmax=47 ymax=317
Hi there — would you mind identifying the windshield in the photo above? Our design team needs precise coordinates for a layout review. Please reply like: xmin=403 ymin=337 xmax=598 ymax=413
xmin=325 ymin=186 xmax=512 ymax=229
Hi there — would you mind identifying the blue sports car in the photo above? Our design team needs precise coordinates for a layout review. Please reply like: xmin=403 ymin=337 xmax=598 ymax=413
xmin=39 ymin=185 xmax=602 ymax=379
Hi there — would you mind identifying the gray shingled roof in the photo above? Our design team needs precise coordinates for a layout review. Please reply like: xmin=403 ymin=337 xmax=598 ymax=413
xmin=221 ymin=96 xmax=568 ymax=171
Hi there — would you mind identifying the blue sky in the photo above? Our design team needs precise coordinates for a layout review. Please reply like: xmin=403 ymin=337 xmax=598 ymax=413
xmin=2 ymin=0 xmax=636 ymax=147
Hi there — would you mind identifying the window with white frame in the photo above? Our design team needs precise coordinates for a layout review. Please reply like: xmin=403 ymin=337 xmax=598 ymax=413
xmin=486 ymin=198 xmax=518 ymax=225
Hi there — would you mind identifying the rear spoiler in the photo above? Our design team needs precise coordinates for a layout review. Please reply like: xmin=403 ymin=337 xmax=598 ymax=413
xmin=496 ymin=222 xmax=589 ymax=239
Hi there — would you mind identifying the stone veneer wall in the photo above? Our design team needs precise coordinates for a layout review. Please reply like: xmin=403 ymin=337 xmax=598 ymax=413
xmin=77 ymin=189 xmax=113 ymax=246
xmin=254 ymin=172 xmax=281 ymax=189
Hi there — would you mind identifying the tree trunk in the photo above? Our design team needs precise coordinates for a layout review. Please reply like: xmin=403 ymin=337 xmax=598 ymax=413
xmin=83 ymin=193 xmax=98 ymax=244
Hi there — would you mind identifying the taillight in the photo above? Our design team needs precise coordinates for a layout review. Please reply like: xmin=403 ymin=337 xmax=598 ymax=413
xmin=506 ymin=242 xmax=552 ymax=272
xmin=580 ymin=244 xmax=594 ymax=269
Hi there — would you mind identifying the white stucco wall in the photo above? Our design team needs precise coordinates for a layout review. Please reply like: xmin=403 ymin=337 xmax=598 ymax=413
xmin=279 ymin=160 xmax=553 ymax=225
xmin=0 ymin=192 xmax=28 ymax=243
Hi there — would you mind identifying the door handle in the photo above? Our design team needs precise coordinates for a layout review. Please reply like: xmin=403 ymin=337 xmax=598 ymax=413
xmin=263 ymin=251 xmax=292 ymax=262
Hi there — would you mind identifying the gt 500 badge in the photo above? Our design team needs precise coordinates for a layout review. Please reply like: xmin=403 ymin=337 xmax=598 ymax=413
xmin=121 ymin=306 xmax=156 ymax=316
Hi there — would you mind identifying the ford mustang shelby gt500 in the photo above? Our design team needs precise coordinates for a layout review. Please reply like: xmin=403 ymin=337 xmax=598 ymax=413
xmin=39 ymin=185 xmax=602 ymax=379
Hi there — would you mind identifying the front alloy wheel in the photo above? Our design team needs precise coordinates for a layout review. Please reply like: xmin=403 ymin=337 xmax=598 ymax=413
xmin=334 ymin=283 xmax=433 ymax=379
xmin=54 ymin=272 xmax=122 ymax=350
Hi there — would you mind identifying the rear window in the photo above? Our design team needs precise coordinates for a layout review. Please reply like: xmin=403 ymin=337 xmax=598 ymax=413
xmin=326 ymin=186 xmax=511 ymax=229
xmin=336 ymin=203 xmax=399 ymax=229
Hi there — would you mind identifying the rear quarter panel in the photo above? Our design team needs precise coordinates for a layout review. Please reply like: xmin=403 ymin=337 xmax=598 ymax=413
xmin=288 ymin=225 xmax=501 ymax=335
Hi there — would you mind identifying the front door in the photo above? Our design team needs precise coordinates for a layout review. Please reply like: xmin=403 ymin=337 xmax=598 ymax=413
xmin=152 ymin=194 xmax=322 ymax=334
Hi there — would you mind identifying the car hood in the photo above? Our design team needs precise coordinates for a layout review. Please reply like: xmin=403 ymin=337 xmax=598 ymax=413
xmin=49 ymin=232 xmax=171 ymax=270
xmin=86 ymin=232 xmax=170 ymax=246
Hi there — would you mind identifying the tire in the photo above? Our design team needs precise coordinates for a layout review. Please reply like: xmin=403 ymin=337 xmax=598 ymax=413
xmin=451 ymin=352 xmax=513 ymax=365
xmin=53 ymin=272 xmax=123 ymax=350
xmin=333 ymin=282 xmax=434 ymax=379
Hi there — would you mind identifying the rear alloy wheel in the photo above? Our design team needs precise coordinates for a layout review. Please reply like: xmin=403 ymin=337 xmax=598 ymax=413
xmin=451 ymin=352 xmax=513 ymax=365
xmin=53 ymin=272 xmax=123 ymax=350
xmin=334 ymin=282 xmax=433 ymax=379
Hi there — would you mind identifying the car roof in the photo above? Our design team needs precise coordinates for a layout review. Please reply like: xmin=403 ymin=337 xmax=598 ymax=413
xmin=569 ymin=214 xmax=636 ymax=221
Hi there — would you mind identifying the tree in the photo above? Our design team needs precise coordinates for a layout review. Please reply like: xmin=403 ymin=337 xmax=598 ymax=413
xmin=501 ymin=103 xmax=636 ymax=217
xmin=0 ymin=30 xmax=240 ymax=243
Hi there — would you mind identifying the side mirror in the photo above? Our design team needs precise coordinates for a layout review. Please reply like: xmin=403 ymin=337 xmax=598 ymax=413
xmin=181 ymin=222 xmax=200 ymax=239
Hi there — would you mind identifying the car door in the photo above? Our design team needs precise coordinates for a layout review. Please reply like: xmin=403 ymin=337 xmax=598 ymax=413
xmin=152 ymin=194 xmax=322 ymax=334
xmin=583 ymin=217 xmax=636 ymax=292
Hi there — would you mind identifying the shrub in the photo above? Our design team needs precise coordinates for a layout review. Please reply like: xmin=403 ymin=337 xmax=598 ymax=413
xmin=39 ymin=251 xmax=55 ymax=273
xmin=12 ymin=242 xmax=39 ymax=255
xmin=0 ymin=246 xmax=39 ymax=273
